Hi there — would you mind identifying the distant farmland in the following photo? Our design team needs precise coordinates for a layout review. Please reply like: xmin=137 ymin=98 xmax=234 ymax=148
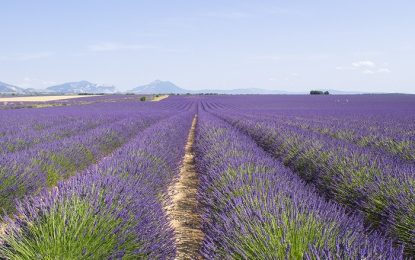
xmin=0 ymin=95 xmax=99 ymax=102
xmin=0 ymin=94 xmax=413 ymax=259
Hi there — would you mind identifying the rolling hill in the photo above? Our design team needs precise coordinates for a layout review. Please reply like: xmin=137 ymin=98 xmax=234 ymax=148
xmin=0 ymin=81 xmax=26 ymax=94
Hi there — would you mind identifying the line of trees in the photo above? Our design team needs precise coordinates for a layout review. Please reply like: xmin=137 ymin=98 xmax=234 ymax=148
xmin=310 ymin=90 xmax=330 ymax=95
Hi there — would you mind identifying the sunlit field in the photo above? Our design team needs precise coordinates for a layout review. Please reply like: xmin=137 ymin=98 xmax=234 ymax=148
xmin=0 ymin=94 xmax=413 ymax=259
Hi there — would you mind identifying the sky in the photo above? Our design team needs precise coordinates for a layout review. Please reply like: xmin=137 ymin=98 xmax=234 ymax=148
xmin=1 ymin=0 xmax=414 ymax=93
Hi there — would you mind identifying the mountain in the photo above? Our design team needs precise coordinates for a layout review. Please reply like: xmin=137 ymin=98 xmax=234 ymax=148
xmin=0 ymin=81 xmax=26 ymax=94
xmin=129 ymin=80 xmax=188 ymax=94
xmin=128 ymin=80 xmax=296 ymax=94
xmin=1 ymin=79 xmax=391 ymax=95
xmin=46 ymin=81 xmax=116 ymax=94
xmin=194 ymin=88 xmax=297 ymax=94
xmin=24 ymin=88 xmax=43 ymax=94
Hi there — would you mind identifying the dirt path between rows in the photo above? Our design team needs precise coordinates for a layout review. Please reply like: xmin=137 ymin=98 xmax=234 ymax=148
xmin=166 ymin=115 xmax=203 ymax=259
xmin=151 ymin=95 xmax=169 ymax=101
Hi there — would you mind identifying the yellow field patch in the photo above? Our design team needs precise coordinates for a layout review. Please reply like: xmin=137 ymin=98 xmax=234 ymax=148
xmin=0 ymin=95 xmax=99 ymax=102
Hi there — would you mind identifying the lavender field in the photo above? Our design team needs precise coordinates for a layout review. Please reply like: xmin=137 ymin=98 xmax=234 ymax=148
xmin=0 ymin=94 xmax=414 ymax=259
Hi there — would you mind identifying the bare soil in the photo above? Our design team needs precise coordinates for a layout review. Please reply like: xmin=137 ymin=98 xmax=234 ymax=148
xmin=152 ymin=95 xmax=169 ymax=102
xmin=166 ymin=115 xmax=204 ymax=259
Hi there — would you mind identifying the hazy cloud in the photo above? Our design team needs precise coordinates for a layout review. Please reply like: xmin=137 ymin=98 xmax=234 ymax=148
xmin=0 ymin=52 xmax=54 ymax=61
xmin=16 ymin=77 xmax=57 ymax=88
xmin=200 ymin=5 xmax=303 ymax=20
xmin=200 ymin=11 xmax=252 ymax=19
xmin=254 ymin=55 xmax=281 ymax=61
xmin=352 ymin=60 xmax=376 ymax=68
xmin=89 ymin=43 xmax=156 ymax=52
xmin=268 ymin=73 xmax=300 ymax=82
xmin=377 ymin=68 xmax=391 ymax=73
xmin=253 ymin=53 xmax=331 ymax=62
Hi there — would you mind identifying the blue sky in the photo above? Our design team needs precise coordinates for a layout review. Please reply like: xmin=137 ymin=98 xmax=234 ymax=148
xmin=1 ymin=0 xmax=414 ymax=93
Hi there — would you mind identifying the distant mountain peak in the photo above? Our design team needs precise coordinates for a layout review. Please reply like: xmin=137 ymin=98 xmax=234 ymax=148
xmin=46 ymin=80 xmax=116 ymax=94
xmin=129 ymin=80 xmax=187 ymax=94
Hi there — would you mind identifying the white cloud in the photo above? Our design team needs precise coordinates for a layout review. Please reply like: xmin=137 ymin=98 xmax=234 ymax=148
xmin=337 ymin=60 xmax=391 ymax=74
xmin=89 ymin=42 xmax=156 ymax=52
xmin=352 ymin=60 xmax=376 ymax=68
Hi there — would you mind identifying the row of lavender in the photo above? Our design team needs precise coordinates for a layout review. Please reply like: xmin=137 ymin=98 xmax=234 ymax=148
xmin=0 ymin=115 xmax=125 ymax=154
xmin=202 ymin=95 xmax=415 ymax=255
xmin=1 ymin=94 xmax=412 ymax=258
xmin=0 ymin=100 xmax=151 ymax=149
xmin=200 ymin=95 xmax=415 ymax=163
xmin=194 ymin=109 xmax=404 ymax=258
xmin=0 ymin=97 xmax=165 ymax=137
xmin=223 ymin=112 xmax=415 ymax=163
xmin=1 ymin=98 xmax=196 ymax=258
xmin=0 ymin=94 xmax=148 ymax=110
xmin=217 ymin=112 xmax=415 ymax=254
xmin=282 ymin=115 xmax=415 ymax=162
xmin=0 ymin=100 xmax=185 ymax=214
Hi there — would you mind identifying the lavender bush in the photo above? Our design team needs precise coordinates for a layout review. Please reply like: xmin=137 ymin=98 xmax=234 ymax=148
xmin=0 ymin=94 xmax=413 ymax=258
xmin=194 ymin=110 xmax=404 ymax=258
xmin=1 ymin=102 xmax=196 ymax=258
xmin=202 ymin=94 xmax=415 ymax=255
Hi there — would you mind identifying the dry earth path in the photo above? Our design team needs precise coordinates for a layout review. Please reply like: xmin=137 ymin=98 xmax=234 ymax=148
xmin=166 ymin=115 xmax=204 ymax=259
